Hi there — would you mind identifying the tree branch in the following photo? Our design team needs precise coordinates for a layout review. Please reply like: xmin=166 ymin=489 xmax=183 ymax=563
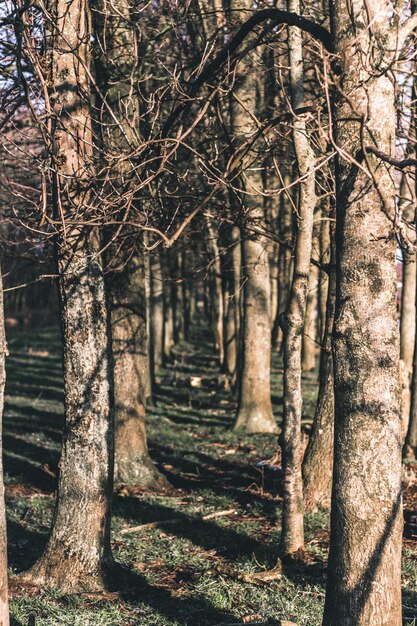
xmin=398 ymin=12 xmax=417 ymax=48
xmin=162 ymin=9 xmax=331 ymax=137
xmin=362 ymin=146 xmax=417 ymax=170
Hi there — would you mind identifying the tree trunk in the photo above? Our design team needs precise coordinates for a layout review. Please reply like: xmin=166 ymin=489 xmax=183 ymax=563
xmin=181 ymin=251 xmax=191 ymax=341
xmin=230 ymin=0 xmax=276 ymax=434
xmin=20 ymin=0 xmax=117 ymax=592
xmin=235 ymin=235 xmax=276 ymax=432
xmin=0 ymin=264 xmax=9 ymax=626
xmin=303 ymin=233 xmax=335 ymax=512
xmin=92 ymin=0 xmax=167 ymax=489
xmin=206 ymin=218 xmax=225 ymax=365
xmin=270 ymin=240 xmax=279 ymax=338
xmin=162 ymin=252 xmax=175 ymax=361
xmin=317 ymin=210 xmax=331 ymax=342
xmin=401 ymin=255 xmax=416 ymax=442
xmin=301 ymin=263 xmax=319 ymax=372
xmin=280 ymin=0 xmax=316 ymax=555
xmin=404 ymin=184 xmax=417 ymax=459
xmin=399 ymin=172 xmax=416 ymax=442
xmin=323 ymin=4 xmax=402 ymax=623
xmin=26 ymin=232 xmax=116 ymax=591
xmin=150 ymin=250 xmax=165 ymax=376
xmin=272 ymin=173 xmax=293 ymax=351
xmin=222 ymin=226 xmax=241 ymax=384
xmin=109 ymin=252 xmax=170 ymax=490
xmin=405 ymin=291 xmax=417 ymax=458
xmin=172 ymin=251 xmax=184 ymax=344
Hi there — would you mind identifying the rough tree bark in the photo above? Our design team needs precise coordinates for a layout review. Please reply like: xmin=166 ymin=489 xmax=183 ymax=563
xmin=231 ymin=0 xmax=276 ymax=434
xmin=279 ymin=0 xmax=316 ymax=555
xmin=21 ymin=0 xmax=116 ymax=591
xmin=0 ymin=264 xmax=9 ymax=626
xmin=323 ymin=2 xmax=403 ymax=623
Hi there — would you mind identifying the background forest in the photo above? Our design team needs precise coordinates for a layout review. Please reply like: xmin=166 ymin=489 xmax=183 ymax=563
xmin=0 ymin=0 xmax=417 ymax=624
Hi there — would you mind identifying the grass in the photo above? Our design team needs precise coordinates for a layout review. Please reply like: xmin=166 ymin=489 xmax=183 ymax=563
xmin=3 ymin=325 xmax=417 ymax=625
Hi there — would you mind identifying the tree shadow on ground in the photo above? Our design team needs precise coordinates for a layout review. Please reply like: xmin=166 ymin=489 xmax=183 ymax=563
xmin=403 ymin=588 xmax=417 ymax=623
xmin=7 ymin=519 xmax=49 ymax=573
xmin=114 ymin=568 xmax=249 ymax=626
xmin=113 ymin=496 xmax=328 ymax=592
xmin=114 ymin=495 xmax=272 ymax=562
xmin=149 ymin=443 xmax=282 ymax=506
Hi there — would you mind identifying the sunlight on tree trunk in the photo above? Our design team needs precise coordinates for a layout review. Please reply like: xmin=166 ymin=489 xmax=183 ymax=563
xmin=323 ymin=2 xmax=402 ymax=623
xmin=280 ymin=0 xmax=316 ymax=556
xmin=20 ymin=0 xmax=116 ymax=591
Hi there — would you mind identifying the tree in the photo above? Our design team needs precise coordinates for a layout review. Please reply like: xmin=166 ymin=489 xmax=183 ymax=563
xmin=21 ymin=0 xmax=116 ymax=591
xmin=323 ymin=1 xmax=407 ymax=622
xmin=279 ymin=0 xmax=317 ymax=555
xmin=109 ymin=247 xmax=169 ymax=489
xmin=303 ymin=223 xmax=335 ymax=512
xmin=0 ymin=263 xmax=9 ymax=626
xmin=92 ymin=0 xmax=169 ymax=489
xmin=399 ymin=171 xmax=416 ymax=442
xmin=230 ymin=1 xmax=276 ymax=434
xmin=150 ymin=248 xmax=166 ymax=377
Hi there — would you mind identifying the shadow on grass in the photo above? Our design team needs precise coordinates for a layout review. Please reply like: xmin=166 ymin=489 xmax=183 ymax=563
xmin=114 ymin=495 xmax=275 ymax=562
xmin=114 ymin=568 xmax=240 ymax=626
xmin=404 ymin=588 xmax=417 ymax=623
xmin=7 ymin=519 xmax=49 ymax=573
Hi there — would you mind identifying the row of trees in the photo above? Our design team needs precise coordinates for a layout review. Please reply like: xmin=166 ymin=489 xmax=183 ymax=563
xmin=1 ymin=0 xmax=417 ymax=624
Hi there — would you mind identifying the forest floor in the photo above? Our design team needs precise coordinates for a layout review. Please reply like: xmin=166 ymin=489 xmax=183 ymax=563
xmin=4 ymin=325 xmax=417 ymax=625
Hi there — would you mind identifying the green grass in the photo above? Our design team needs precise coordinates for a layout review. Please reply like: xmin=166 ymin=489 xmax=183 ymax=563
xmin=3 ymin=326 xmax=417 ymax=625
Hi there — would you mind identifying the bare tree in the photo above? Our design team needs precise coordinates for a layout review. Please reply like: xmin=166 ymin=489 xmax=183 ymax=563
xmin=20 ymin=0 xmax=116 ymax=591
xmin=323 ymin=1 xmax=409 ymax=622
xmin=279 ymin=0 xmax=317 ymax=555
